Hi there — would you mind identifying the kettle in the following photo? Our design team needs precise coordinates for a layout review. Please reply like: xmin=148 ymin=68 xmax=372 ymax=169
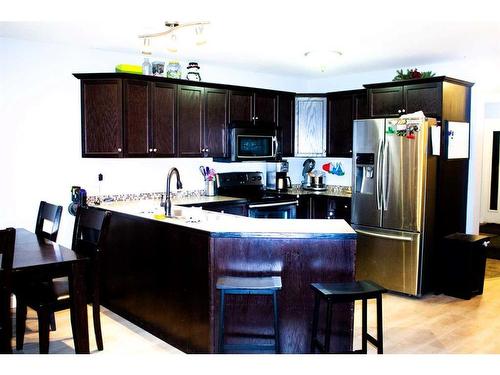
xmin=277 ymin=173 xmax=292 ymax=191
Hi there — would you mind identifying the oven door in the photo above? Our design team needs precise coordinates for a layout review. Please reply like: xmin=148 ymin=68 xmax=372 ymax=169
xmin=247 ymin=200 xmax=298 ymax=219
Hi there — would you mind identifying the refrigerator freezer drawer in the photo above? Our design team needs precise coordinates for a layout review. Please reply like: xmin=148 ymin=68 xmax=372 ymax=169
xmin=353 ymin=225 xmax=420 ymax=296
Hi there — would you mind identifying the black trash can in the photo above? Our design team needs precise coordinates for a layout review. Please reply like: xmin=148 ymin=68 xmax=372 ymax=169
xmin=442 ymin=233 xmax=492 ymax=300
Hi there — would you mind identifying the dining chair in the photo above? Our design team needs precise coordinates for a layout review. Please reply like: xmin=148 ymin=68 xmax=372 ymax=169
xmin=0 ymin=227 xmax=16 ymax=353
xmin=35 ymin=201 xmax=63 ymax=242
xmin=15 ymin=207 xmax=112 ymax=353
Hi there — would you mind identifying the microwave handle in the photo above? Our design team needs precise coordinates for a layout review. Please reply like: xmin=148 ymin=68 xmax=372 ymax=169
xmin=272 ymin=136 xmax=278 ymax=156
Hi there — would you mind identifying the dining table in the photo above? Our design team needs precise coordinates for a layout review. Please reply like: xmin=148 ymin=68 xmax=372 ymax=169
xmin=0 ymin=228 xmax=90 ymax=354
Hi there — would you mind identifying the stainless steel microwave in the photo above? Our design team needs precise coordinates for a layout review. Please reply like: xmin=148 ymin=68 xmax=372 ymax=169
xmin=228 ymin=124 xmax=278 ymax=162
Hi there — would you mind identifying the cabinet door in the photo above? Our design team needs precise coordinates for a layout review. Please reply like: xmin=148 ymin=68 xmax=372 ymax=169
xmin=81 ymin=79 xmax=123 ymax=157
xmin=326 ymin=197 xmax=351 ymax=223
xmin=369 ymin=86 xmax=404 ymax=117
xmin=178 ymin=85 xmax=204 ymax=157
xmin=296 ymin=196 xmax=311 ymax=219
xmin=229 ymin=90 xmax=253 ymax=122
xmin=353 ymin=91 xmax=368 ymax=119
xmin=294 ymin=97 xmax=327 ymax=157
xmin=151 ymin=82 xmax=176 ymax=157
xmin=254 ymin=91 xmax=277 ymax=126
xmin=278 ymin=94 xmax=295 ymax=157
xmin=123 ymin=80 xmax=150 ymax=157
xmin=327 ymin=94 xmax=353 ymax=157
xmin=404 ymin=82 xmax=442 ymax=118
xmin=204 ymin=88 xmax=228 ymax=158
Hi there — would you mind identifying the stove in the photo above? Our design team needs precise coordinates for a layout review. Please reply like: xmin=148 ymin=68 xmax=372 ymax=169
xmin=216 ymin=172 xmax=298 ymax=219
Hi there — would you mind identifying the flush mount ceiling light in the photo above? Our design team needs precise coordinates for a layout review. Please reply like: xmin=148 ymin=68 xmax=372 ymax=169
xmin=304 ymin=50 xmax=343 ymax=72
xmin=138 ymin=20 xmax=210 ymax=54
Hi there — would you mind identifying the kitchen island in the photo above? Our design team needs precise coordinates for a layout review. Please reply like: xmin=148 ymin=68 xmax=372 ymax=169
xmin=94 ymin=199 xmax=356 ymax=353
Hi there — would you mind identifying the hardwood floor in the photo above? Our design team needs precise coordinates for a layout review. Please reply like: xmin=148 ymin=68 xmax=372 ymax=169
xmin=7 ymin=259 xmax=500 ymax=355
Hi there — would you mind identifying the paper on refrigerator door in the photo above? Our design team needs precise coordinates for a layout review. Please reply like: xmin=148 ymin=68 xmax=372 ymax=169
xmin=431 ymin=126 xmax=441 ymax=156
xmin=447 ymin=122 xmax=470 ymax=159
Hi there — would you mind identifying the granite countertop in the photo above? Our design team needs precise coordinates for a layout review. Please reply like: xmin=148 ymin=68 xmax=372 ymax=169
xmin=92 ymin=199 xmax=356 ymax=239
xmin=269 ymin=185 xmax=352 ymax=198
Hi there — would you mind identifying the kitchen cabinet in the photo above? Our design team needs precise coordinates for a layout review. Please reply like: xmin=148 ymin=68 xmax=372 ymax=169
xmin=80 ymin=79 xmax=123 ymax=157
xmin=124 ymin=80 xmax=177 ymax=157
xmin=327 ymin=89 xmax=367 ymax=157
xmin=229 ymin=89 xmax=278 ymax=127
xmin=177 ymin=85 xmax=204 ymax=157
xmin=296 ymin=195 xmax=351 ymax=222
xmin=254 ymin=91 xmax=277 ymax=126
xmin=229 ymin=90 xmax=253 ymax=122
xmin=277 ymin=94 xmax=295 ymax=157
xmin=366 ymin=80 xmax=442 ymax=118
xmin=294 ymin=96 xmax=327 ymax=157
xmin=123 ymin=80 xmax=150 ymax=157
xmin=204 ymin=88 xmax=228 ymax=158
xmin=151 ymin=82 xmax=177 ymax=157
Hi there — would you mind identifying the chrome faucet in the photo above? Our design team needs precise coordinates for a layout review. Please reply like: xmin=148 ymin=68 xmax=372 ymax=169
xmin=165 ymin=167 xmax=183 ymax=217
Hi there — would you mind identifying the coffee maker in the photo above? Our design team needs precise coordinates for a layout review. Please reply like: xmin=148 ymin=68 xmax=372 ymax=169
xmin=266 ymin=160 xmax=291 ymax=191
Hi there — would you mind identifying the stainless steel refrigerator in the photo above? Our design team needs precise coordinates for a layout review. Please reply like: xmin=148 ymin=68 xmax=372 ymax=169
xmin=351 ymin=118 xmax=438 ymax=296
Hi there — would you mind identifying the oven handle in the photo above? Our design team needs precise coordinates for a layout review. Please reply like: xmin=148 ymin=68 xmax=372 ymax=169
xmin=248 ymin=200 xmax=299 ymax=209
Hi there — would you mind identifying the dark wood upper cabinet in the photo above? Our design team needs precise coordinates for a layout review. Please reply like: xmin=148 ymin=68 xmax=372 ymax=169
xmin=327 ymin=89 xmax=367 ymax=157
xmin=81 ymin=79 xmax=123 ymax=157
xmin=178 ymin=85 xmax=204 ymax=157
xmin=254 ymin=91 xmax=277 ymax=126
xmin=404 ymin=82 xmax=442 ymax=118
xmin=123 ymin=80 xmax=150 ymax=157
xmin=368 ymin=86 xmax=404 ymax=117
xmin=278 ymin=94 xmax=295 ymax=157
xmin=204 ymin=88 xmax=228 ymax=158
xmin=229 ymin=90 xmax=253 ymax=122
xmin=151 ymin=82 xmax=176 ymax=157
xmin=367 ymin=78 xmax=445 ymax=119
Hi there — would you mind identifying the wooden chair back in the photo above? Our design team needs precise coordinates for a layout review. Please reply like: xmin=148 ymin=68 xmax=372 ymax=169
xmin=71 ymin=207 xmax=111 ymax=257
xmin=35 ymin=201 xmax=63 ymax=242
xmin=0 ymin=228 xmax=16 ymax=271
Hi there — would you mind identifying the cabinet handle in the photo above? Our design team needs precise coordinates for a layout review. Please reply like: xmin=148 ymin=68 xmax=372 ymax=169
xmin=255 ymin=116 xmax=259 ymax=120
xmin=117 ymin=148 xmax=122 ymax=152
xmin=397 ymin=109 xmax=402 ymax=114
xmin=206 ymin=148 xmax=209 ymax=153
xmin=402 ymin=109 xmax=406 ymax=113
xmin=153 ymin=148 xmax=157 ymax=152
xmin=149 ymin=148 xmax=153 ymax=152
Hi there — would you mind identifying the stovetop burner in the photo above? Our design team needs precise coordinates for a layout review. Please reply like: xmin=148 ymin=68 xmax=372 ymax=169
xmin=216 ymin=171 xmax=297 ymax=204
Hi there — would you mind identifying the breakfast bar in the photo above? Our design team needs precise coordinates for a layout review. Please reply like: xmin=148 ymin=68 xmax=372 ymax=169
xmin=95 ymin=200 xmax=356 ymax=353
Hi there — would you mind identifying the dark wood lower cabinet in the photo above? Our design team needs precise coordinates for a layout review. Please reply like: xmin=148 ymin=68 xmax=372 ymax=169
xmin=296 ymin=195 xmax=351 ymax=222
xmin=98 ymin=209 xmax=356 ymax=353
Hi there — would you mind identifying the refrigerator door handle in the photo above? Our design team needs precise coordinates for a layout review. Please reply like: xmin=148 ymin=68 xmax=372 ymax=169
xmin=376 ymin=139 xmax=383 ymax=210
xmin=382 ymin=138 xmax=390 ymax=211
xmin=355 ymin=229 xmax=413 ymax=242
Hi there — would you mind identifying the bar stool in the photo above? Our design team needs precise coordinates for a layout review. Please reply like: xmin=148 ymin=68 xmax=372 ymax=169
xmin=310 ymin=280 xmax=387 ymax=354
xmin=216 ymin=276 xmax=282 ymax=353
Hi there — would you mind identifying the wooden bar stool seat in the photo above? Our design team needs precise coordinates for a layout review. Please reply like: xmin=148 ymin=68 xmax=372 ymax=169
xmin=310 ymin=280 xmax=387 ymax=354
xmin=216 ymin=276 xmax=281 ymax=354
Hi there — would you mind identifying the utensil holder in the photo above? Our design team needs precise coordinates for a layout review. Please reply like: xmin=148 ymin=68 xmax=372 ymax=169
xmin=205 ymin=180 xmax=216 ymax=196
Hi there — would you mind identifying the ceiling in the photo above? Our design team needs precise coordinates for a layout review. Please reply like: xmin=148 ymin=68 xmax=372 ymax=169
xmin=2 ymin=0 xmax=500 ymax=78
